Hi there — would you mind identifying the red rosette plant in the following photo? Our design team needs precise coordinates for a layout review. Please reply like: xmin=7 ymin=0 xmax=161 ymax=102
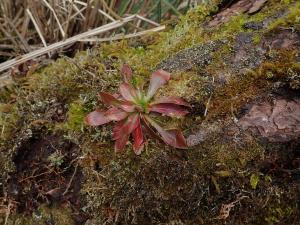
xmin=85 ymin=64 xmax=190 ymax=155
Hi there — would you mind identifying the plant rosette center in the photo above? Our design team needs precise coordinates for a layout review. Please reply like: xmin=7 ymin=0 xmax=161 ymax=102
xmin=85 ymin=64 xmax=191 ymax=155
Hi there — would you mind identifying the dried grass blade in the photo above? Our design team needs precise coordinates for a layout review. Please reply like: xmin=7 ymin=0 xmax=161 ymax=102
xmin=26 ymin=9 xmax=48 ymax=49
xmin=79 ymin=25 xmax=165 ymax=42
xmin=41 ymin=0 xmax=66 ymax=38
xmin=0 ymin=15 xmax=137 ymax=73
xmin=74 ymin=0 xmax=116 ymax=22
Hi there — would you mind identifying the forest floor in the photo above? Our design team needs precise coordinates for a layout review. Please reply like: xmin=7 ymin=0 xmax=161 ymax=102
xmin=0 ymin=0 xmax=300 ymax=224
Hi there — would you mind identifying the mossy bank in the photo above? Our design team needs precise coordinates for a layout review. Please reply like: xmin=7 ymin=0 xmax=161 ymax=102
xmin=1 ymin=0 xmax=300 ymax=224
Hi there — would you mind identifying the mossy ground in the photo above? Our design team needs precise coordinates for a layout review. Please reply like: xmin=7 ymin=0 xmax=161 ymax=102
xmin=1 ymin=0 xmax=300 ymax=224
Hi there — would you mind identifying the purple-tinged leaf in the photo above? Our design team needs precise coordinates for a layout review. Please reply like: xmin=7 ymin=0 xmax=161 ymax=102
xmin=120 ymin=102 xmax=136 ymax=112
xmin=112 ymin=120 xmax=125 ymax=140
xmin=112 ymin=93 xmax=120 ymax=99
xmin=144 ymin=116 xmax=188 ymax=149
xmin=140 ymin=115 xmax=161 ymax=140
xmin=132 ymin=118 xmax=144 ymax=155
xmin=104 ymin=107 xmax=128 ymax=121
xmin=84 ymin=110 xmax=111 ymax=126
xmin=121 ymin=64 xmax=132 ymax=83
xmin=119 ymin=83 xmax=137 ymax=102
xmin=99 ymin=92 xmax=135 ymax=112
xmin=115 ymin=134 xmax=129 ymax=152
xmin=146 ymin=70 xmax=170 ymax=100
xmin=113 ymin=113 xmax=139 ymax=140
xmin=99 ymin=92 xmax=121 ymax=105
xmin=151 ymin=97 xmax=191 ymax=107
xmin=149 ymin=103 xmax=189 ymax=117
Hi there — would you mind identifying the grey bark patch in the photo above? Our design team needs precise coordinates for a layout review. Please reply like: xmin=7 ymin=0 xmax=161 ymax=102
xmin=157 ymin=41 xmax=224 ymax=73
xmin=225 ymin=32 xmax=266 ymax=72
xmin=238 ymin=98 xmax=300 ymax=142
xmin=243 ymin=21 xmax=264 ymax=30
xmin=187 ymin=122 xmax=222 ymax=147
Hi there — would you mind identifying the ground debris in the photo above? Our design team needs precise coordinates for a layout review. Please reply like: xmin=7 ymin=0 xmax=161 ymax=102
xmin=238 ymin=97 xmax=300 ymax=142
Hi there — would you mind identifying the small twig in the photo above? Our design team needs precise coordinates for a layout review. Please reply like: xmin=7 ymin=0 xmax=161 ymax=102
xmin=1 ymin=124 xmax=5 ymax=137
xmin=136 ymin=14 xmax=160 ymax=27
xmin=62 ymin=55 xmax=96 ymax=78
xmin=215 ymin=195 xmax=248 ymax=220
xmin=0 ymin=23 xmax=18 ymax=47
xmin=41 ymin=0 xmax=66 ymax=38
xmin=63 ymin=163 xmax=78 ymax=196
xmin=19 ymin=169 xmax=53 ymax=182
xmin=134 ymin=18 xmax=142 ymax=33
xmin=4 ymin=200 xmax=12 ymax=225
xmin=74 ymin=0 xmax=115 ymax=22
xmin=204 ymin=76 xmax=215 ymax=117
xmin=80 ymin=25 xmax=165 ymax=42
xmin=0 ymin=15 xmax=137 ymax=73
xmin=5 ymin=18 xmax=32 ymax=52
xmin=98 ymin=0 xmax=143 ymax=32
xmin=55 ymin=4 xmax=87 ymax=32
xmin=26 ymin=8 xmax=50 ymax=57
xmin=64 ymin=0 xmax=75 ymax=40
xmin=69 ymin=0 xmax=86 ymax=20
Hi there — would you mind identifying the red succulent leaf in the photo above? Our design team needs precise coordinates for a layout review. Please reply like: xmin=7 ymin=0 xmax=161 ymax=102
xmin=119 ymin=83 xmax=137 ymax=102
xmin=115 ymin=134 xmax=129 ymax=152
xmin=99 ymin=92 xmax=135 ymax=112
xmin=121 ymin=64 xmax=132 ymax=83
xmin=84 ymin=110 xmax=111 ymax=126
xmin=149 ymin=103 xmax=189 ymax=117
xmin=120 ymin=102 xmax=136 ymax=112
xmin=151 ymin=96 xmax=191 ymax=107
xmin=144 ymin=116 xmax=188 ymax=149
xmin=146 ymin=70 xmax=170 ymax=100
xmin=104 ymin=107 xmax=128 ymax=121
xmin=112 ymin=93 xmax=120 ymax=99
xmin=99 ymin=92 xmax=121 ymax=105
xmin=113 ymin=113 xmax=140 ymax=140
xmin=112 ymin=120 xmax=125 ymax=140
xmin=140 ymin=115 xmax=161 ymax=140
xmin=132 ymin=117 xmax=144 ymax=155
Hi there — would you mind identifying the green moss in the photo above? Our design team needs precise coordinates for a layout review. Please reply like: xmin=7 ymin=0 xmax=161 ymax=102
xmin=158 ymin=71 xmax=211 ymax=103
xmin=0 ymin=103 xmax=18 ymax=141
xmin=255 ymin=50 xmax=300 ymax=89
xmin=207 ymin=72 xmax=269 ymax=119
xmin=252 ymin=33 xmax=262 ymax=44
xmin=62 ymin=100 xmax=87 ymax=132
xmin=1 ymin=0 xmax=300 ymax=224
xmin=265 ymin=206 xmax=294 ymax=224
xmin=267 ymin=1 xmax=300 ymax=31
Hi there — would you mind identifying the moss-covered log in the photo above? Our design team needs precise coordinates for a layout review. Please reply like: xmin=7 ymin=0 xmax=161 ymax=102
xmin=1 ymin=0 xmax=300 ymax=224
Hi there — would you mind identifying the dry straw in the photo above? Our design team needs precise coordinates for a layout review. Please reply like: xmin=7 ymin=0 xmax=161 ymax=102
xmin=0 ymin=0 xmax=191 ymax=75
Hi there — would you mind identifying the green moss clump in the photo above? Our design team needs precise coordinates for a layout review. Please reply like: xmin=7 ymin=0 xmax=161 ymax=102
xmin=265 ymin=206 xmax=294 ymax=224
xmin=0 ymin=103 xmax=18 ymax=141
xmin=158 ymin=71 xmax=212 ymax=103
xmin=267 ymin=1 xmax=300 ymax=31
xmin=62 ymin=100 xmax=87 ymax=132
xmin=1 ymin=0 xmax=300 ymax=224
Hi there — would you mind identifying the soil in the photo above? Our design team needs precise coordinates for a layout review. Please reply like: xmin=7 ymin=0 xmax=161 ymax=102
xmin=5 ymin=135 xmax=88 ymax=224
